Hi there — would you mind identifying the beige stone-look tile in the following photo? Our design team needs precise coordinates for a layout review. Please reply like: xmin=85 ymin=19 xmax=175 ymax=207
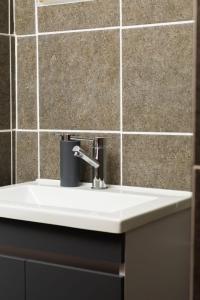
xmin=123 ymin=25 xmax=193 ymax=132
xmin=38 ymin=0 xmax=119 ymax=32
xmin=15 ymin=0 xmax=35 ymax=34
xmin=39 ymin=31 xmax=120 ymax=130
xmin=17 ymin=37 xmax=37 ymax=129
xmin=0 ymin=133 xmax=11 ymax=186
xmin=16 ymin=132 xmax=38 ymax=183
xmin=40 ymin=133 xmax=59 ymax=180
xmin=122 ymin=0 xmax=193 ymax=25
xmin=0 ymin=36 xmax=10 ymax=130
xmin=40 ymin=133 xmax=120 ymax=185
xmin=0 ymin=0 xmax=9 ymax=33
xmin=123 ymin=135 xmax=193 ymax=190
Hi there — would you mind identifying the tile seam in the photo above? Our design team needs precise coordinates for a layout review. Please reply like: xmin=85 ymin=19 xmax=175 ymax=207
xmin=8 ymin=0 xmax=13 ymax=184
xmin=13 ymin=19 xmax=195 ymax=38
xmin=9 ymin=36 xmax=13 ymax=184
xmin=0 ymin=33 xmax=11 ymax=36
xmin=0 ymin=130 xmax=12 ymax=133
xmin=14 ymin=129 xmax=194 ymax=136
xmin=8 ymin=0 xmax=10 ymax=35
xmin=35 ymin=0 xmax=41 ymax=179
xmin=119 ymin=0 xmax=123 ymax=186
xmin=15 ymin=35 xmax=18 ymax=182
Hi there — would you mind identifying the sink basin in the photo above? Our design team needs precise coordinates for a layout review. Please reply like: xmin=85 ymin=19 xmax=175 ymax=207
xmin=0 ymin=185 xmax=156 ymax=213
xmin=0 ymin=179 xmax=192 ymax=233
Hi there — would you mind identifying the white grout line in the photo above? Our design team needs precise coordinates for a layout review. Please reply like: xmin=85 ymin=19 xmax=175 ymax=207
xmin=0 ymin=33 xmax=10 ymax=37
xmin=15 ymin=129 xmax=121 ymax=134
xmin=35 ymin=0 xmax=41 ymax=179
xmin=15 ymin=37 xmax=18 ymax=130
xmin=16 ymin=34 xmax=37 ymax=38
xmin=0 ymin=130 xmax=12 ymax=133
xmin=8 ymin=0 xmax=13 ymax=184
xmin=12 ymin=0 xmax=17 ymax=183
xmin=122 ymin=20 xmax=195 ymax=30
xmin=9 ymin=36 xmax=13 ymax=184
xmin=119 ymin=0 xmax=123 ymax=186
xmin=14 ymin=129 xmax=39 ymax=132
xmin=8 ymin=0 xmax=10 ymax=35
xmin=14 ymin=129 xmax=194 ymax=136
xmin=38 ymin=26 xmax=119 ymax=35
xmin=123 ymin=132 xmax=194 ymax=136
xmin=13 ymin=19 xmax=195 ymax=38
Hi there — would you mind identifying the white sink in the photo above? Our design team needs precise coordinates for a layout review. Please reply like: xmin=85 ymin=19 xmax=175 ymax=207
xmin=0 ymin=185 xmax=156 ymax=213
xmin=0 ymin=179 xmax=192 ymax=233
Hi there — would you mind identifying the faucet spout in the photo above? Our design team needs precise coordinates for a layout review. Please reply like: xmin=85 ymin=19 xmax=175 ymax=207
xmin=72 ymin=146 xmax=100 ymax=169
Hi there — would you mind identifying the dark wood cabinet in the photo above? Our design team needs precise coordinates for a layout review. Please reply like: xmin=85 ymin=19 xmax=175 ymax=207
xmin=0 ymin=255 xmax=25 ymax=300
xmin=0 ymin=213 xmax=190 ymax=300
xmin=26 ymin=260 xmax=123 ymax=300
xmin=0 ymin=219 xmax=124 ymax=300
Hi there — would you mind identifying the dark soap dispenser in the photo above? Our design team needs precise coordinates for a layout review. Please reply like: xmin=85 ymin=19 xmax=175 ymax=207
xmin=60 ymin=134 xmax=80 ymax=187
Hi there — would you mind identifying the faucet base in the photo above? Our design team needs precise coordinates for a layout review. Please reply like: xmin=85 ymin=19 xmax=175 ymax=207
xmin=92 ymin=178 xmax=108 ymax=190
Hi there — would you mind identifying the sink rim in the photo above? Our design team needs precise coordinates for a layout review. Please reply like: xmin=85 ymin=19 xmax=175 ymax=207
xmin=0 ymin=179 xmax=192 ymax=234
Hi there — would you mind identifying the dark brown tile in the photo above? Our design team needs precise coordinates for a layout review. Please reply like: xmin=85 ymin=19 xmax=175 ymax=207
xmin=123 ymin=25 xmax=193 ymax=132
xmin=10 ymin=0 xmax=14 ymax=34
xmin=195 ymin=10 xmax=200 ymax=165
xmin=0 ymin=132 xmax=11 ymax=186
xmin=38 ymin=0 xmax=119 ymax=32
xmin=17 ymin=37 xmax=37 ymax=129
xmin=194 ymin=169 xmax=200 ymax=300
xmin=15 ymin=0 xmax=35 ymax=34
xmin=0 ymin=36 xmax=10 ymax=130
xmin=39 ymin=31 xmax=120 ymax=130
xmin=11 ymin=37 xmax=16 ymax=129
xmin=40 ymin=132 xmax=120 ymax=185
xmin=16 ymin=132 xmax=38 ymax=183
xmin=12 ymin=131 xmax=15 ymax=184
xmin=123 ymin=135 xmax=193 ymax=190
xmin=122 ymin=0 xmax=193 ymax=26
xmin=0 ymin=0 xmax=9 ymax=33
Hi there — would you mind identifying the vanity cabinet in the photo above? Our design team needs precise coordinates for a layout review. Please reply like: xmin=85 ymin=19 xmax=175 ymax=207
xmin=0 ymin=209 xmax=191 ymax=300
xmin=0 ymin=255 xmax=25 ymax=300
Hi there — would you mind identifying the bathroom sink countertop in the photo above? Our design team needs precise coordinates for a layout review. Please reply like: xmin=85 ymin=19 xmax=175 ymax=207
xmin=0 ymin=179 xmax=192 ymax=233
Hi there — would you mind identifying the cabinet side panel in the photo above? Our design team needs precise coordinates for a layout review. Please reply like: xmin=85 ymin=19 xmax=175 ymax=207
xmin=125 ymin=210 xmax=191 ymax=300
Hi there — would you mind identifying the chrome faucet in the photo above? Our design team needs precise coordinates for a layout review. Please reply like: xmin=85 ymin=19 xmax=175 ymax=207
xmin=71 ymin=136 xmax=107 ymax=189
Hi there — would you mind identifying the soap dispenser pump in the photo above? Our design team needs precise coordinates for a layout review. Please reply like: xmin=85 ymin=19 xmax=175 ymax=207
xmin=60 ymin=134 xmax=80 ymax=187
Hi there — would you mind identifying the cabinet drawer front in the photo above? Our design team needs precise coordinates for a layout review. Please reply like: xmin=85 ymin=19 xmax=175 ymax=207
xmin=26 ymin=260 xmax=124 ymax=300
xmin=0 ymin=218 xmax=124 ymax=264
xmin=0 ymin=255 xmax=25 ymax=300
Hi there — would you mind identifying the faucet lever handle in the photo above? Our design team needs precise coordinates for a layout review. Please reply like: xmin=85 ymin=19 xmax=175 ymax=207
xmin=72 ymin=146 xmax=100 ymax=169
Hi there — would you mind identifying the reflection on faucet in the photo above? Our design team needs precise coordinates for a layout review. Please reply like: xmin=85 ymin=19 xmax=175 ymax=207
xmin=72 ymin=146 xmax=100 ymax=169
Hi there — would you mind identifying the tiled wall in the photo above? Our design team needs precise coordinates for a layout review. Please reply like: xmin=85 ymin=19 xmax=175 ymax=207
xmin=0 ymin=0 xmax=13 ymax=186
xmin=12 ymin=0 xmax=195 ymax=190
